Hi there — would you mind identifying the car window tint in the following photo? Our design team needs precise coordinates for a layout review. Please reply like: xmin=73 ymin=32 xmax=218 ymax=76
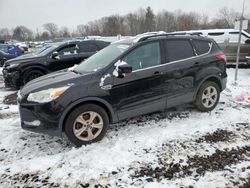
xmin=58 ymin=44 xmax=78 ymax=55
xmin=166 ymin=40 xmax=194 ymax=62
xmin=79 ymin=43 xmax=98 ymax=52
xmin=123 ymin=42 xmax=161 ymax=71
xmin=193 ymin=40 xmax=211 ymax=55
xmin=208 ymin=32 xmax=224 ymax=36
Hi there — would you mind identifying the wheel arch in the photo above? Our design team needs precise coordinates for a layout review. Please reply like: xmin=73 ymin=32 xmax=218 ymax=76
xmin=194 ymin=75 xmax=222 ymax=101
xmin=59 ymin=97 xmax=117 ymax=134
xmin=21 ymin=65 xmax=48 ymax=75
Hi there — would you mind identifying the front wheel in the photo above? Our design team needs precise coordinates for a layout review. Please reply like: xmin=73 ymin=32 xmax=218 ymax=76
xmin=195 ymin=81 xmax=220 ymax=112
xmin=64 ymin=104 xmax=109 ymax=147
xmin=23 ymin=69 xmax=44 ymax=84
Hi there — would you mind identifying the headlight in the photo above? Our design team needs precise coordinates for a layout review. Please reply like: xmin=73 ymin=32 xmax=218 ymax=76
xmin=27 ymin=86 xmax=70 ymax=103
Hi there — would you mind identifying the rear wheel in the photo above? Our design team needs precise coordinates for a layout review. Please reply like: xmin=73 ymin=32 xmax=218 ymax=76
xmin=23 ymin=69 xmax=44 ymax=84
xmin=195 ymin=81 xmax=220 ymax=112
xmin=64 ymin=104 xmax=109 ymax=147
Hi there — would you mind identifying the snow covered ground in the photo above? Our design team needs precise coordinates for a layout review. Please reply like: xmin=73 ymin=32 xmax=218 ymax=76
xmin=0 ymin=68 xmax=249 ymax=188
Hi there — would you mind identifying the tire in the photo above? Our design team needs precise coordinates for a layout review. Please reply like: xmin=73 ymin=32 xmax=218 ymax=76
xmin=23 ymin=69 xmax=44 ymax=84
xmin=0 ymin=59 xmax=6 ymax=67
xmin=64 ymin=104 xmax=109 ymax=147
xmin=195 ymin=81 xmax=220 ymax=112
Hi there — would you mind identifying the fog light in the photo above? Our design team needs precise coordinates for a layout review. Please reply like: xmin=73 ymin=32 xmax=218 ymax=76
xmin=23 ymin=120 xmax=41 ymax=127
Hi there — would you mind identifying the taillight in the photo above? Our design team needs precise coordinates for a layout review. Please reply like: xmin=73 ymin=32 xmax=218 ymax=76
xmin=215 ymin=54 xmax=227 ymax=64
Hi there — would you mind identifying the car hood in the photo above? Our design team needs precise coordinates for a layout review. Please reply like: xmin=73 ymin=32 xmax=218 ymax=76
xmin=20 ymin=70 xmax=93 ymax=97
xmin=5 ymin=54 xmax=42 ymax=66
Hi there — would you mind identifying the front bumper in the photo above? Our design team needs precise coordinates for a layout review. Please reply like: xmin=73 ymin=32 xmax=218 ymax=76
xmin=18 ymin=101 xmax=62 ymax=136
xmin=2 ymin=68 xmax=22 ymax=88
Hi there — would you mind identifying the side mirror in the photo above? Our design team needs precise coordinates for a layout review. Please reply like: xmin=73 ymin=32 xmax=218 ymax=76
xmin=245 ymin=39 xmax=250 ymax=44
xmin=51 ymin=51 xmax=60 ymax=60
xmin=113 ymin=60 xmax=132 ymax=78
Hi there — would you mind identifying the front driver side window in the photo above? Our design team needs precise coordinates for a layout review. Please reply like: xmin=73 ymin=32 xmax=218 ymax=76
xmin=123 ymin=42 xmax=161 ymax=71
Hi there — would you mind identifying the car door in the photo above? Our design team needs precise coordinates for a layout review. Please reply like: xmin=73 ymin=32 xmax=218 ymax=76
xmin=110 ymin=41 xmax=167 ymax=120
xmin=163 ymin=39 xmax=203 ymax=108
xmin=47 ymin=43 xmax=79 ymax=71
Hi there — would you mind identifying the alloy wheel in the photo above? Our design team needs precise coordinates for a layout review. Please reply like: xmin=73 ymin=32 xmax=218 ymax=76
xmin=201 ymin=86 xmax=218 ymax=108
xmin=73 ymin=111 xmax=104 ymax=141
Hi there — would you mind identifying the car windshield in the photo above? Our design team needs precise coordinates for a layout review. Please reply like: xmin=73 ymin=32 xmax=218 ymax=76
xmin=34 ymin=45 xmax=52 ymax=55
xmin=36 ymin=43 xmax=61 ymax=56
xmin=74 ymin=43 xmax=131 ymax=73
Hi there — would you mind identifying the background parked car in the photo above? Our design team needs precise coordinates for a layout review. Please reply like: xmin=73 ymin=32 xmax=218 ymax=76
xmin=175 ymin=29 xmax=250 ymax=63
xmin=0 ymin=50 xmax=17 ymax=66
xmin=3 ymin=40 xmax=110 ymax=89
xmin=16 ymin=42 xmax=29 ymax=52
xmin=0 ymin=44 xmax=24 ymax=56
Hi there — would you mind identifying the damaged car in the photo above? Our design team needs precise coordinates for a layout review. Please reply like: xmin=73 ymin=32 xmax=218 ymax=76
xmin=18 ymin=32 xmax=227 ymax=146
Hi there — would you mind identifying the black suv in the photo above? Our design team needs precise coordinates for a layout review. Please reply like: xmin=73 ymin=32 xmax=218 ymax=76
xmin=2 ymin=40 xmax=109 ymax=89
xmin=18 ymin=33 xmax=227 ymax=146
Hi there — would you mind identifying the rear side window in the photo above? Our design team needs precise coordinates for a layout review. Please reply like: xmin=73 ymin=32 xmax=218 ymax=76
xmin=79 ymin=43 xmax=98 ymax=52
xmin=165 ymin=40 xmax=194 ymax=62
xmin=193 ymin=40 xmax=211 ymax=55
xmin=208 ymin=32 xmax=224 ymax=36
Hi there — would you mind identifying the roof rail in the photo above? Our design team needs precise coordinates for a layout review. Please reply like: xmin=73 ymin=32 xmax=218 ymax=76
xmin=136 ymin=31 xmax=203 ymax=43
xmin=170 ymin=31 xmax=203 ymax=36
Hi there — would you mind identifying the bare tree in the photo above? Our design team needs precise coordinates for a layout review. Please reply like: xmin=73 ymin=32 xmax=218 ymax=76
xmin=156 ymin=11 xmax=177 ymax=32
xmin=76 ymin=24 xmax=87 ymax=36
xmin=43 ymin=23 xmax=58 ymax=38
xmin=59 ymin=26 xmax=71 ymax=38
xmin=12 ymin=26 xmax=33 ymax=41
xmin=198 ymin=14 xmax=210 ymax=29
xmin=125 ymin=13 xmax=140 ymax=35
xmin=143 ymin=6 xmax=156 ymax=32
xmin=40 ymin=31 xmax=50 ymax=41
xmin=102 ymin=15 xmax=125 ymax=36
xmin=214 ymin=7 xmax=240 ymax=28
xmin=0 ymin=28 xmax=11 ymax=40
xmin=176 ymin=12 xmax=199 ymax=31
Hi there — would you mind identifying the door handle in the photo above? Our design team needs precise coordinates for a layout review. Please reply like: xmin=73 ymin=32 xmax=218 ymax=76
xmin=154 ymin=71 xmax=163 ymax=75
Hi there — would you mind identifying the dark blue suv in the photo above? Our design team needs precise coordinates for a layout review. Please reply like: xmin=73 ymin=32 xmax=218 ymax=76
xmin=0 ymin=44 xmax=24 ymax=56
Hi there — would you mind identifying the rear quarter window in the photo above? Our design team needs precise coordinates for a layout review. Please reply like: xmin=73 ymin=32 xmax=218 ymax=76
xmin=165 ymin=39 xmax=195 ymax=62
xmin=193 ymin=40 xmax=211 ymax=55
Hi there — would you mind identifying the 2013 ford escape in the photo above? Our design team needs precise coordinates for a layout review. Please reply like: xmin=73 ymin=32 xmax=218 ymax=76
xmin=18 ymin=32 xmax=227 ymax=146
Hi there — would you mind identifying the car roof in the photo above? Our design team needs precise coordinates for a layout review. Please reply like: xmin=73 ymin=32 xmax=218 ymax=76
xmin=114 ymin=31 xmax=211 ymax=45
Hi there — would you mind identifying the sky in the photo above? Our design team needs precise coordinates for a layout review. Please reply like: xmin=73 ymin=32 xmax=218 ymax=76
xmin=0 ymin=0 xmax=249 ymax=32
